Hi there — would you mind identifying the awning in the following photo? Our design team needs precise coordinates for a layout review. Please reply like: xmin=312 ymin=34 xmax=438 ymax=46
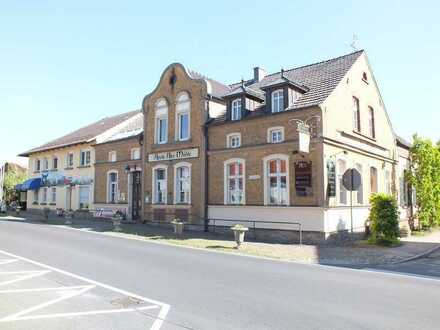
xmin=15 ymin=184 xmax=23 ymax=191
xmin=20 ymin=178 xmax=42 ymax=191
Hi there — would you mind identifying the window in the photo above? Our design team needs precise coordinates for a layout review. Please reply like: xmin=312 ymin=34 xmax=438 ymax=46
xmin=176 ymin=92 xmax=190 ymax=141
xmin=35 ymin=159 xmax=41 ymax=172
xmin=385 ymin=170 xmax=391 ymax=194
xmin=227 ymin=133 xmax=241 ymax=148
xmin=107 ymin=172 xmax=118 ymax=203
xmin=153 ymin=166 xmax=167 ymax=204
xmin=264 ymin=155 xmax=289 ymax=205
xmin=33 ymin=190 xmax=39 ymax=203
xmin=66 ymin=153 xmax=74 ymax=168
xmin=368 ymin=106 xmax=375 ymax=138
xmin=352 ymin=96 xmax=361 ymax=132
xmin=370 ymin=167 xmax=378 ymax=194
xmin=108 ymin=151 xmax=117 ymax=162
xmin=50 ymin=187 xmax=56 ymax=203
xmin=268 ymin=127 xmax=284 ymax=143
xmin=41 ymin=187 xmax=48 ymax=203
xmin=224 ymin=159 xmax=245 ymax=204
xmin=271 ymin=89 xmax=284 ymax=113
xmin=52 ymin=157 xmax=58 ymax=170
xmin=79 ymin=186 xmax=90 ymax=209
xmin=362 ymin=72 xmax=368 ymax=82
xmin=155 ymin=98 xmax=168 ymax=144
xmin=131 ymin=148 xmax=140 ymax=160
xmin=355 ymin=163 xmax=363 ymax=204
xmin=80 ymin=150 xmax=91 ymax=166
xmin=231 ymin=99 xmax=242 ymax=121
xmin=174 ymin=163 xmax=191 ymax=204
xmin=338 ymin=159 xmax=347 ymax=205
xmin=43 ymin=158 xmax=49 ymax=171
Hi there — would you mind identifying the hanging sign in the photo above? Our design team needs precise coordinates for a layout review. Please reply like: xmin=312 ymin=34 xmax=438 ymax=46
xmin=327 ymin=160 xmax=336 ymax=197
xmin=297 ymin=122 xmax=310 ymax=153
xmin=148 ymin=148 xmax=198 ymax=162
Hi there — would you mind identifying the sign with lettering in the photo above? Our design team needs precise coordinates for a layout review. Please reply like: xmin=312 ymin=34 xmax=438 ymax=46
xmin=248 ymin=175 xmax=261 ymax=180
xmin=295 ymin=161 xmax=312 ymax=196
xmin=327 ymin=160 xmax=336 ymax=197
xmin=148 ymin=148 xmax=199 ymax=162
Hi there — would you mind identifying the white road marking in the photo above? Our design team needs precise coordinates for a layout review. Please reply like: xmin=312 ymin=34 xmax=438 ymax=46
xmin=0 ymin=285 xmax=96 ymax=294
xmin=0 ymin=259 xmax=18 ymax=265
xmin=0 ymin=270 xmax=51 ymax=286
xmin=0 ymin=249 xmax=170 ymax=330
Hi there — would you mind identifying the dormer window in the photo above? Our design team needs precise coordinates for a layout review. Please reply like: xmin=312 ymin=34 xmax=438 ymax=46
xmin=231 ymin=99 xmax=242 ymax=121
xmin=271 ymin=89 xmax=284 ymax=113
xmin=362 ymin=72 xmax=368 ymax=82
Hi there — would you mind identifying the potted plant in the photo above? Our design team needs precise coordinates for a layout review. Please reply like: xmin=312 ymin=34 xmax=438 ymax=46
xmin=112 ymin=210 xmax=125 ymax=232
xmin=171 ymin=218 xmax=185 ymax=237
xmin=15 ymin=205 xmax=21 ymax=216
xmin=231 ymin=224 xmax=249 ymax=248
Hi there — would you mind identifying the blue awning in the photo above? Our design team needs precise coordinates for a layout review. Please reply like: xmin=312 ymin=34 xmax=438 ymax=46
xmin=20 ymin=178 xmax=42 ymax=191
xmin=15 ymin=184 xmax=23 ymax=191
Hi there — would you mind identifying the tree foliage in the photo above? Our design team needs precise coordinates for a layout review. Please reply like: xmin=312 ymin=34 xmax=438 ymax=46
xmin=3 ymin=170 xmax=28 ymax=203
xmin=407 ymin=135 xmax=440 ymax=228
xmin=368 ymin=193 xmax=400 ymax=245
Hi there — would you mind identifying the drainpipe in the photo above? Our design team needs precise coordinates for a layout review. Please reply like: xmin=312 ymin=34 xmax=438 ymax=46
xmin=203 ymin=97 xmax=211 ymax=232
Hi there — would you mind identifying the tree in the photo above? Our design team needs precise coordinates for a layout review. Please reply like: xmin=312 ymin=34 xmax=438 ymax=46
xmin=407 ymin=135 xmax=440 ymax=229
xmin=3 ymin=170 xmax=28 ymax=204
xmin=368 ymin=193 xmax=400 ymax=245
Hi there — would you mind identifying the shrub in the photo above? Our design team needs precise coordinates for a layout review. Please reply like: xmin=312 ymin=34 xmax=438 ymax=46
xmin=368 ymin=193 xmax=400 ymax=246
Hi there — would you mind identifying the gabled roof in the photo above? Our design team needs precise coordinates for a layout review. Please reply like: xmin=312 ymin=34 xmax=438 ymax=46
xmin=396 ymin=135 xmax=412 ymax=149
xmin=98 ymin=113 xmax=143 ymax=144
xmin=223 ymin=81 xmax=265 ymax=101
xmin=187 ymin=70 xmax=231 ymax=99
xmin=19 ymin=110 xmax=140 ymax=156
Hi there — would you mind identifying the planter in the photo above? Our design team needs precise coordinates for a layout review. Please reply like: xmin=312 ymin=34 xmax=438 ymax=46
xmin=64 ymin=210 xmax=73 ymax=225
xmin=15 ymin=206 xmax=21 ymax=216
xmin=112 ymin=214 xmax=124 ymax=232
xmin=172 ymin=220 xmax=184 ymax=237
xmin=42 ymin=207 xmax=51 ymax=221
xmin=231 ymin=224 xmax=249 ymax=248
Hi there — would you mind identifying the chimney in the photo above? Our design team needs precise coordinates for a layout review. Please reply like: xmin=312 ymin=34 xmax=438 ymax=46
xmin=253 ymin=67 xmax=267 ymax=83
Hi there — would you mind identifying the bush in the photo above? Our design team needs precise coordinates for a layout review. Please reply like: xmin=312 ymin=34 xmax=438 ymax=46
xmin=368 ymin=193 xmax=400 ymax=246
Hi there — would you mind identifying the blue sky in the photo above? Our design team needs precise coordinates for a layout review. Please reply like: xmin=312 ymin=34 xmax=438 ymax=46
xmin=1 ymin=1 xmax=439 ymax=166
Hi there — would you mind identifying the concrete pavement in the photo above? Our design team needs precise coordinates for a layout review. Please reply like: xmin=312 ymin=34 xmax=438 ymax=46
xmin=0 ymin=217 xmax=439 ymax=329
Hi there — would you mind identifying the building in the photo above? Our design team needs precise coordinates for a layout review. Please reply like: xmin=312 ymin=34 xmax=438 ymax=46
xmin=18 ymin=110 xmax=140 ymax=214
xmin=0 ymin=162 xmax=27 ymax=205
xmin=139 ymin=50 xmax=413 ymax=241
xmin=93 ymin=112 xmax=143 ymax=221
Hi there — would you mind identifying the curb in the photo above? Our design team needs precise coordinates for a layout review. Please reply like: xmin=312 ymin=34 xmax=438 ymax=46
xmin=389 ymin=244 xmax=440 ymax=265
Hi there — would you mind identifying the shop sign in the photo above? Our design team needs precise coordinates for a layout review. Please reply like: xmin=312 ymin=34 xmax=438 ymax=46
xmin=295 ymin=160 xmax=312 ymax=196
xmin=148 ymin=148 xmax=198 ymax=162
xmin=248 ymin=175 xmax=261 ymax=180
xmin=41 ymin=171 xmax=93 ymax=187
xmin=327 ymin=160 xmax=336 ymax=197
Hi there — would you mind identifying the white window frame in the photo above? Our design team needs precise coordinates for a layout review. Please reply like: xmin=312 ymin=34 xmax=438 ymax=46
xmin=352 ymin=96 xmax=361 ymax=132
xmin=271 ymin=89 xmax=284 ymax=113
xmin=33 ymin=189 xmax=39 ymax=203
xmin=231 ymin=99 xmax=242 ymax=121
xmin=131 ymin=148 xmax=141 ymax=160
xmin=152 ymin=164 xmax=167 ymax=204
xmin=174 ymin=162 xmax=191 ymax=204
xmin=80 ymin=150 xmax=91 ymax=166
xmin=355 ymin=163 xmax=363 ymax=204
xmin=66 ymin=152 xmax=74 ymax=168
xmin=35 ymin=159 xmax=41 ymax=172
xmin=155 ymin=98 xmax=168 ymax=144
xmin=226 ymin=133 xmax=241 ymax=148
xmin=50 ymin=187 xmax=56 ymax=203
xmin=42 ymin=158 xmax=49 ymax=171
xmin=175 ymin=92 xmax=191 ymax=141
xmin=78 ymin=185 xmax=91 ymax=209
xmin=385 ymin=169 xmax=391 ymax=195
xmin=107 ymin=170 xmax=118 ymax=204
xmin=368 ymin=106 xmax=375 ymax=138
xmin=52 ymin=156 xmax=58 ymax=170
xmin=337 ymin=158 xmax=347 ymax=205
xmin=108 ymin=151 xmax=117 ymax=162
xmin=41 ymin=187 xmax=48 ymax=203
xmin=223 ymin=158 xmax=246 ymax=205
xmin=267 ymin=126 xmax=285 ymax=143
xmin=263 ymin=154 xmax=289 ymax=206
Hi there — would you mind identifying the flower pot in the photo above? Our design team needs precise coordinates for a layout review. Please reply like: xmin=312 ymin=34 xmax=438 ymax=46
xmin=173 ymin=222 xmax=184 ymax=237
xmin=15 ymin=206 xmax=21 ymax=216
xmin=112 ymin=216 xmax=123 ymax=232
xmin=64 ymin=211 xmax=73 ymax=225
xmin=231 ymin=225 xmax=249 ymax=248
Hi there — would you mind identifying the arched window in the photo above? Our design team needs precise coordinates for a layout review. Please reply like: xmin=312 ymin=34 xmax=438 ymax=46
xmin=152 ymin=165 xmax=167 ymax=204
xmin=231 ymin=99 xmax=242 ymax=121
xmin=174 ymin=162 xmax=191 ymax=204
xmin=176 ymin=92 xmax=190 ymax=141
xmin=355 ymin=163 xmax=363 ymax=204
xmin=338 ymin=159 xmax=347 ymax=205
xmin=155 ymin=98 xmax=168 ymax=144
xmin=271 ymin=89 xmax=284 ymax=113
xmin=370 ymin=166 xmax=378 ymax=194
xmin=224 ymin=159 xmax=245 ymax=204
xmin=263 ymin=155 xmax=289 ymax=205
xmin=107 ymin=171 xmax=118 ymax=203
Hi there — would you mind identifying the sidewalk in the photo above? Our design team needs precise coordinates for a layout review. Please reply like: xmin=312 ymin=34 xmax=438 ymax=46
xmin=3 ymin=212 xmax=440 ymax=266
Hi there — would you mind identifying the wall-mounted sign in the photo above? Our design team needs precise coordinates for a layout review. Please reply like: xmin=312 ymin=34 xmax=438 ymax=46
xmin=41 ymin=171 xmax=93 ymax=187
xmin=248 ymin=175 xmax=261 ymax=180
xmin=297 ymin=123 xmax=310 ymax=153
xmin=295 ymin=161 xmax=312 ymax=196
xmin=148 ymin=148 xmax=199 ymax=162
xmin=327 ymin=160 xmax=336 ymax=197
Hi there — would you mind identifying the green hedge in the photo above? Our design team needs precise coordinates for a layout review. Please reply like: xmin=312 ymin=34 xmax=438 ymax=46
xmin=368 ymin=193 xmax=400 ymax=246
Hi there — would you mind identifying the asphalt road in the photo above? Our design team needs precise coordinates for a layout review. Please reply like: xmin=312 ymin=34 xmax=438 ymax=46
xmin=0 ymin=218 xmax=439 ymax=330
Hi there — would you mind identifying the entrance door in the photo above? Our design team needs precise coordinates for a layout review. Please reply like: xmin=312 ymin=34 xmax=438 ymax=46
xmin=131 ymin=171 xmax=141 ymax=220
